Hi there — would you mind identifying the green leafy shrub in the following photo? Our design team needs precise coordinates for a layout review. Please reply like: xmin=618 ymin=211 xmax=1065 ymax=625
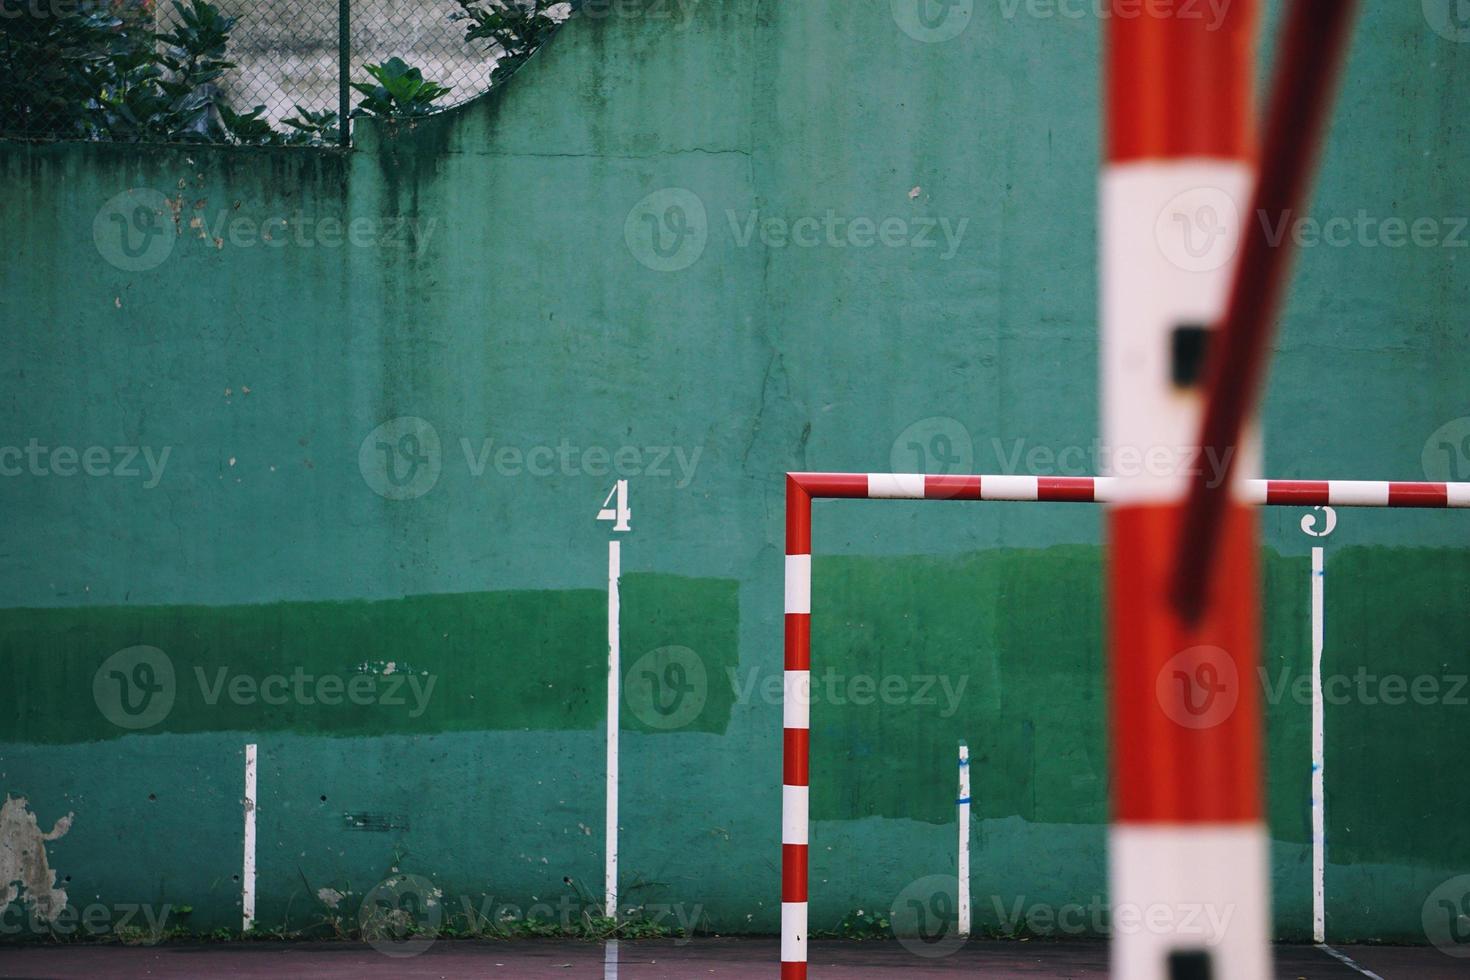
xmin=94 ymin=0 xmax=241 ymax=141
xmin=350 ymin=57 xmax=452 ymax=119
xmin=0 ymin=1 xmax=129 ymax=138
xmin=0 ymin=0 xmax=282 ymax=143
xmin=452 ymin=0 xmax=562 ymax=88
xmin=279 ymin=106 xmax=342 ymax=145
xmin=0 ymin=0 xmax=566 ymax=143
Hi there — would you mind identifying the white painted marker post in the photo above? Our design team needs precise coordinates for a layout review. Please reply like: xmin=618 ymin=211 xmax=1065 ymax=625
xmin=1300 ymin=507 xmax=1334 ymax=946
xmin=242 ymin=743 xmax=257 ymax=933
xmin=598 ymin=480 xmax=631 ymax=922
xmin=606 ymin=539 xmax=621 ymax=920
xmin=957 ymin=740 xmax=971 ymax=938
xmin=1311 ymin=545 xmax=1326 ymax=944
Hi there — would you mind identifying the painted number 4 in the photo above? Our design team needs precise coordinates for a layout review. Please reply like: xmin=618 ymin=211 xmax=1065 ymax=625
xmin=598 ymin=480 xmax=632 ymax=533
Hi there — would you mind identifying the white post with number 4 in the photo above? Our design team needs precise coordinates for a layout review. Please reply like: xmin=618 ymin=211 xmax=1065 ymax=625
xmin=599 ymin=479 xmax=632 ymax=533
xmin=600 ymin=480 xmax=631 ymax=922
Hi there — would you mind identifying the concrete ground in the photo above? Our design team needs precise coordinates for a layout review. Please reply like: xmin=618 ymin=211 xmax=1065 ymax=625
xmin=0 ymin=938 xmax=1463 ymax=979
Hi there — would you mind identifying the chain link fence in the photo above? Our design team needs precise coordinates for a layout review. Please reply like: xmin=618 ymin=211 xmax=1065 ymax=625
xmin=0 ymin=0 xmax=568 ymax=144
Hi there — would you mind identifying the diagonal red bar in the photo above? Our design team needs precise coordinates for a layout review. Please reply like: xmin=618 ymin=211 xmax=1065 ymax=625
xmin=1170 ymin=0 xmax=1359 ymax=622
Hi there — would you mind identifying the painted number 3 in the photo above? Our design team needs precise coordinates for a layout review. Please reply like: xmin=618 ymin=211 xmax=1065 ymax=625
xmin=1300 ymin=506 xmax=1336 ymax=538
xmin=599 ymin=479 xmax=632 ymax=533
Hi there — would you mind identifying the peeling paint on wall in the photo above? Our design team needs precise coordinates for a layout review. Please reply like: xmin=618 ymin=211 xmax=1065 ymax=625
xmin=0 ymin=796 xmax=73 ymax=923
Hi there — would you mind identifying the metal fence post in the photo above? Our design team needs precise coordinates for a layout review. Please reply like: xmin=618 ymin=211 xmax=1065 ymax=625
xmin=339 ymin=0 xmax=351 ymax=146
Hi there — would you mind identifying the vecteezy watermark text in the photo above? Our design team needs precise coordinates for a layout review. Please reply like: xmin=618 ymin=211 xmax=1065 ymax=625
xmin=729 ymin=667 xmax=969 ymax=718
xmin=888 ymin=878 xmax=1238 ymax=960
xmin=1422 ymin=417 xmax=1470 ymax=482
xmin=578 ymin=0 xmax=701 ymax=28
xmin=1423 ymin=0 xmax=1470 ymax=44
xmin=725 ymin=210 xmax=969 ymax=260
xmin=94 ymin=188 xmax=436 ymax=273
xmin=891 ymin=0 xmax=1232 ymax=43
xmin=0 ymin=900 xmax=175 ymax=941
xmin=0 ymin=440 xmax=170 ymax=488
xmin=0 ymin=0 xmax=112 ymax=19
xmin=1260 ymin=666 xmax=1469 ymax=708
xmin=622 ymin=187 xmax=971 ymax=271
xmin=990 ymin=894 xmax=1236 ymax=938
xmin=359 ymin=417 xmax=704 ymax=501
xmin=356 ymin=872 xmax=704 ymax=958
xmin=990 ymin=437 xmax=1235 ymax=484
xmin=1424 ymin=875 xmax=1470 ymax=957
xmin=1156 ymin=190 xmax=1469 ymax=272
xmin=887 ymin=420 xmax=1241 ymax=484
xmin=92 ymin=646 xmax=437 ymax=730
xmin=459 ymin=437 xmax=701 ymax=486
xmin=1156 ymin=647 xmax=1470 ymax=732
xmin=996 ymin=0 xmax=1232 ymax=29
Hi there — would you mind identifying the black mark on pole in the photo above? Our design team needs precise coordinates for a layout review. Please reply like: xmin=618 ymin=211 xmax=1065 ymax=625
xmin=1167 ymin=948 xmax=1214 ymax=980
xmin=1171 ymin=324 xmax=1214 ymax=390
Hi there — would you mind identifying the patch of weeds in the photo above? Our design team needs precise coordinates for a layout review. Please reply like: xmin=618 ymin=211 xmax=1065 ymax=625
xmin=814 ymin=908 xmax=893 ymax=941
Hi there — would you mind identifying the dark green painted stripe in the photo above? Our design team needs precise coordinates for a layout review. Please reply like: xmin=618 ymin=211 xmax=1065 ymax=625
xmin=1317 ymin=548 xmax=1470 ymax=868
xmin=809 ymin=545 xmax=1470 ymax=844
xmin=809 ymin=545 xmax=1105 ymax=826
xmin=0 ymin=574 xmax=739 ymax=743
xmin=620 ymin=573 xmax=740 ymax=735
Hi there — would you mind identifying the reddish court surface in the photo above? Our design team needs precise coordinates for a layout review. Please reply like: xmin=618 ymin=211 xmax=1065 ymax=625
xmin=0 ymin=939 xmax=1461 ymax=979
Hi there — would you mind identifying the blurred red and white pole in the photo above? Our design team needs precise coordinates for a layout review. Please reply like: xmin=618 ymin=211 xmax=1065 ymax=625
xmin=1103 ymin=5 xmax=1268 ymax=978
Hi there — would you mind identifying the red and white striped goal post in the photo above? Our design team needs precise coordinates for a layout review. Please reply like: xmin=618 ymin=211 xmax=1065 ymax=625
xmin=779 ymin=470 xmax=1469 ymax=980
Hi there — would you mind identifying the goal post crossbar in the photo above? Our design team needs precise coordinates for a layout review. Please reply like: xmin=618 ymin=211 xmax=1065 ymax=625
xmin=779 ymin=471 xmax=1468 ymax=979
xmin=785 ymin=472 xmax=1470 ymax=507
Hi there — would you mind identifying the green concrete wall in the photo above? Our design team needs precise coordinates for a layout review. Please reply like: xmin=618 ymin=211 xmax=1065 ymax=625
xmin=2 ymin=0 xmax=1468 ymax=947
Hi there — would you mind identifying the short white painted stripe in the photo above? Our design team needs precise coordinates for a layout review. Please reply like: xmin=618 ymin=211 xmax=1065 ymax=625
xmin=1243 ymin=479 xmax=1270 ymax=504
xmin=606 ymin=540 xmax=621 ymax=920
xmin=1449 ymin=483 xmax=1470 ymax=508
xmin=1093 ymin=476 xmax=1119 ymax=502
xmin=782 ymin=785 xmax=809 ymax=845
xmin=785 ymin=555 xmax=811 ymax=614
xmin=242 ymin=743 xmax=257 ymax=933
xmin=781 ymin=902 xmax=808 ymax=962
xmin=1317 ymin=944 xmax=1387 ymax=979
xmin=604 ymin=938 xmax=619 ymax=980
xmin=982 ymin=475 xmax=1039 ymax=501
xmin=783 ymin=670 xmax=810 ymax=730
xmin=1311 ymin=546 xmax=1326 ymax=945
xmin=867 ymin=473 xmax=925 ymax=499
xmin=1328 ymin=480 xmax=1389 ymax=507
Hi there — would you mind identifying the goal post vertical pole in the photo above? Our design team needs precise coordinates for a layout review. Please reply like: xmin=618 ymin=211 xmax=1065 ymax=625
xmin=774 ymin=472 xmax=1459 ymax=974
xmin=781 ymin=475 xmax=813 ymax=980
xmin=1103 ymin=5 xmax=1270 ymax=979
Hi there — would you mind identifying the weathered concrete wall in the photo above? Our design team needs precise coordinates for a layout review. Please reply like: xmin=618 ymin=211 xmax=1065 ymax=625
xmin=1 ymin=0 xmax=1468 ymax=946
